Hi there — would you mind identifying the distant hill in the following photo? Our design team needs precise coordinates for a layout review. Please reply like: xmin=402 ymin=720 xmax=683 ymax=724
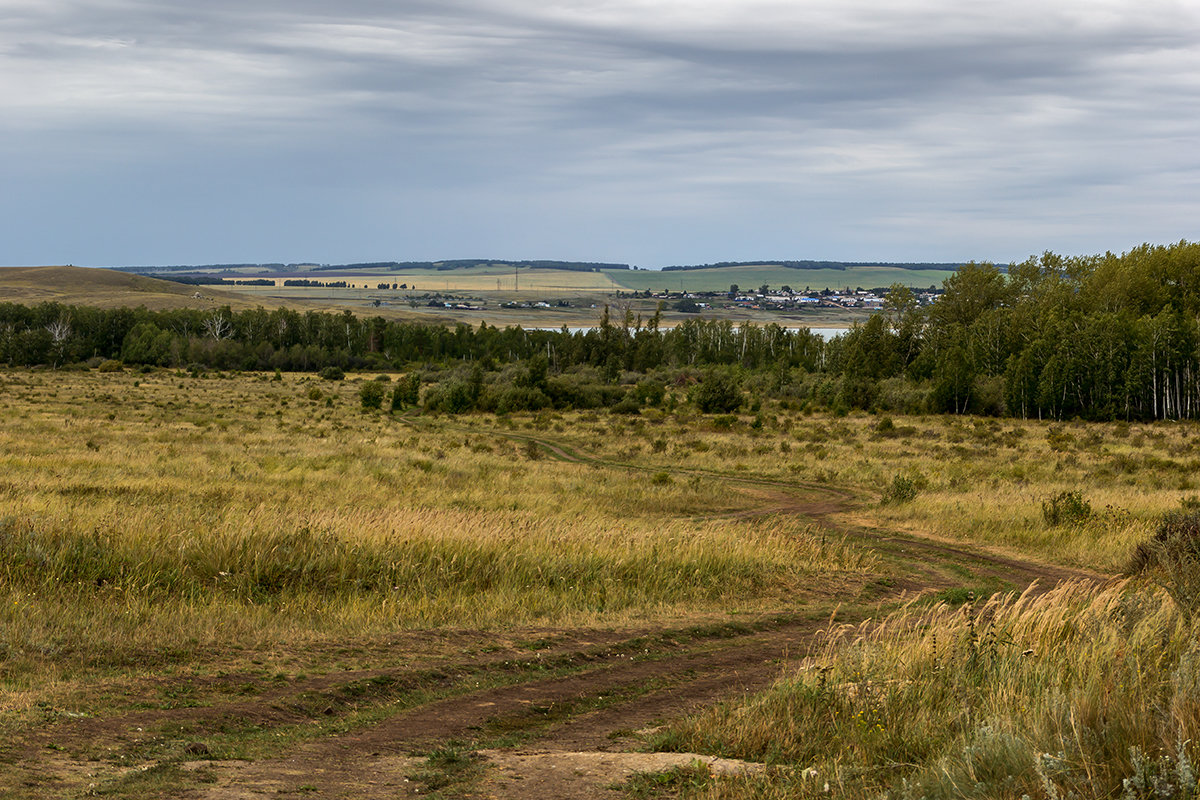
xmin=112 ymin=260 xmax=633 ymax=274
xmin=660 ymin=260 xmax=967 ymax=272
xmin=0 ymin=266 xmax=277 ymax=311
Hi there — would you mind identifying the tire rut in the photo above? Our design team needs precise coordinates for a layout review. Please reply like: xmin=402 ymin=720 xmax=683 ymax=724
xmin=20 ymin=419 xmax=1114 ymax=799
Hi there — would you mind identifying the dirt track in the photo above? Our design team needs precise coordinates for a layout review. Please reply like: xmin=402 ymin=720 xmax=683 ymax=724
xmin=4 ymin=428 xmax=1106 ymax=800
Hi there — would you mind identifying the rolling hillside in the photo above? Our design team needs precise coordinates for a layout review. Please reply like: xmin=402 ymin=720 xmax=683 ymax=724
xmin=0 ymin=266 xmax=292 ymax=312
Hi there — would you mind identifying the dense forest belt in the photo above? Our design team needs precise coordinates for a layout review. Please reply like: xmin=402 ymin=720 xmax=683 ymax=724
xmin=4 ymin=417 xmax=1111 ymax=800
xmin=9 ymin=240 xmax=1200 ymax=422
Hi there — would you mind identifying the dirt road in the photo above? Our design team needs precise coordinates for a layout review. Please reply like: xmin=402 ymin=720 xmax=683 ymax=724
xmin=3 ymin=429 xmax=1104 ymax=800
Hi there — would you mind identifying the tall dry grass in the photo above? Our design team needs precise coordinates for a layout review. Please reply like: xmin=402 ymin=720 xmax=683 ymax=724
xmin=654 ymin=580 xmax=1200 ymax=798
xmin=548 ymin=410 xmax=1200 ymax=573
xmin=0 ymin=369 xmax=874 ymax=692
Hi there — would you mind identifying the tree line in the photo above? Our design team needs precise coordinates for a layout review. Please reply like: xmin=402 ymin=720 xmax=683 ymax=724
xmin=4 ymin=241 xmax=1200 ymax=420
xmin=829 ymin=240 xmax=1200 ymax=420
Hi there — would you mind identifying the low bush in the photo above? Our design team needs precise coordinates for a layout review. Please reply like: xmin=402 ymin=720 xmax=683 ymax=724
xmin=609 ymin=394 xmax=642 ymax=415
xmin=691 ymin=369 xmax=742 ymax=414
xmin=358 ymin=381 xmax=386 ymax=410
xmin=881 ymin=473 xmax=922 ymax=505
xmin=1128 ymin=510 xmax=1200 ymax=620
xmin=1042 ymin=491 xmax=1092 ymax=526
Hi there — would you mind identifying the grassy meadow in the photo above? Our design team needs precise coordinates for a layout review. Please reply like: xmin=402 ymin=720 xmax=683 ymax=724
xmin=549 ymin=409 xmax=1200 ymax=575
xmin=2 ymin=366 xmax=1199 ymax=799
xmin=0 ymin=368 xmax=873 ymax=701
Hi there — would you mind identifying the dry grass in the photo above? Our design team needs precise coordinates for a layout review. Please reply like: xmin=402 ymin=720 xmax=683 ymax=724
xmin=552 ymin=409 xmax=1199 ymax=573
xmin=0 ymin=369 xmax=874 ymax=699
xmin=653 ymin=580 xmax=1200 ymax=798
xmin=0 ymin=266 xmax=271 ymax=312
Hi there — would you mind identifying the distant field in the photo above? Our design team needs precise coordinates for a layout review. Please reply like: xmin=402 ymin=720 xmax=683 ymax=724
xmin=221 ymin=263 xmax=958 ymax=294
xmin=608 ymin=264 xmax=958 ymax=293
xmin=0 ymin=265 xmax=896 ymax=330
xmin=231 ymin=267 xmax=619 ymax=293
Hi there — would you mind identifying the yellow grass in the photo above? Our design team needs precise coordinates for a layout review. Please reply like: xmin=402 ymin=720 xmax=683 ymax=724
xmin=544 ymin=409 xmax=1197 ymax=573
xmin=0 ymin=266 xmax=272 ymax=312
xmin=225 ymin=266 xmax=617 ymax=293
xmin=0 ymin=369 xmax=875 ymax=695
xmin=654 ymin=580 xmax=1200 ymax=798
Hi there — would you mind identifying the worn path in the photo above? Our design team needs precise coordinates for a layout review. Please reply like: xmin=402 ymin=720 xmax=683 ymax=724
xmin=5 ymin=426 xmax=1105 ymax=800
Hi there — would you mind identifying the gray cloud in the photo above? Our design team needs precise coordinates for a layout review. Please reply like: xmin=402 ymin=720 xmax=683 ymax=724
xmin=2 ymin=0 xmax=1199 ymax=265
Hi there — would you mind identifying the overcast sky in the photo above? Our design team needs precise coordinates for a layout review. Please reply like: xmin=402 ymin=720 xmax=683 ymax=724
xmin=3 ymin=0 xmax=1199 ymax=268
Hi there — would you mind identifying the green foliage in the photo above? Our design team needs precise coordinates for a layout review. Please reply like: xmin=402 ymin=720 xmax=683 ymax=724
xmin=358 ymin=380 xmax=386 ymax=410
xmin=620 ymin=762 xmax=713 ymax=798
xmin=634 ymin=379 xmax=666 ymax=407
xmin=8 ymin=239 xmax=1200 ymax=422
xmin=407 ymin=744 xmax=485 ymax=794
xmin=881 ymin=473 xmax=922 ymax=505
xmin=691 ymin=369 xmax=742 ymax=414
xmin=1042 ymin=491 xmax=1092 ymax=526
xmin=318 ymin=366 xmax=344 ymax=381
xmin=610 ymin=393 xmax=642 ymax=415
xmin=391 ymin=374 xmax=420 ymax=411
xmin=96 ymin=359 xmax=124 ymax=373
xmin=489 ymin=386 xmax=551 ymax=414
xmin=424 ymin=380 xmax=477 ymax=414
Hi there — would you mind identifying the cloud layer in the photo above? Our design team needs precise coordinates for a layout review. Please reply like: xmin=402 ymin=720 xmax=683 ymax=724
xmin=3 ymin=0 xmax=1199 ymax=266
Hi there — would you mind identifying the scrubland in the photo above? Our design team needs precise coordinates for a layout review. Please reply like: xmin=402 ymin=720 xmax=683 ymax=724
xmin=2 ymin=367 xmax=1199 ymax=799
xmin=0 ymin=369 xmax=868 ymax=701
xmin=555 ymin=409 xmax=1200 ymax=574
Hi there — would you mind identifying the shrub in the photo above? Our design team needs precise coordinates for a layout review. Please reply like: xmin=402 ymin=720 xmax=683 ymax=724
xmin=1042 ymin=491 xmax=1092 ymax=526
xmin=634 ymin=379 xmax=666 ymax=407
xmin=423 ymin=380 xmax=476 ymax=414
xmin=319 ymin=366 xmax=345 ymax=381
xmin=610 ymin=394 xmax=642 ymax=415
xmin=97 ymin=359 xmax=124 ymax=373
xmin=1128 ymin=510 xmax=1200 ymax=620
xmin=490 ymin=386 xmax=551 ymax=414
xmin=392 ymin=374 xmax=420 ymax=411
xmin=691 ymin=369 xmax=742 ymax=414
xmin=359 ymin=381 xmax=386 ymax=410
xmin=374 ymin=374 xmax=391 ymax=382
xmin=1046 ymin=426 xmax=1075 ymax=452
xmin=880 ymin=474 xmax=922 ymax=505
